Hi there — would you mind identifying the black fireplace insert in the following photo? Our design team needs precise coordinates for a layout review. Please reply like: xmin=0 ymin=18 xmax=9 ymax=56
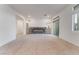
xmin=29 ymin=27 xmax=46 ymax=34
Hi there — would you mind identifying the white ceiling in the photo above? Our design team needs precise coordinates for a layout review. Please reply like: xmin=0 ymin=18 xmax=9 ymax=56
xmin=9 ymin=4 xmax=69 ymax=20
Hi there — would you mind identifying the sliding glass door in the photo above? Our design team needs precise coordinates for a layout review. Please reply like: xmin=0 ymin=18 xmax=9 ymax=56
xmin=53 ymin=19 xmax=59 ymax=36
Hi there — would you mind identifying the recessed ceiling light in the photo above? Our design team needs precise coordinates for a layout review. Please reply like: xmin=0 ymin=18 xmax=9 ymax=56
xmin=47 ymin=15 xmax=50 ymax=18
xmin=27 ymin=15 xmax=31 ymax=18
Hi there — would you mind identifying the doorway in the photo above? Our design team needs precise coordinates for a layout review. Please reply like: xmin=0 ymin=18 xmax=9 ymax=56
xmin=53 ymin=17 xmax=59 ymax=36
xmin=16 ymin=15 xmax=24 ymax=37
xmin=26 ymin=23 xmax=29 ymax=34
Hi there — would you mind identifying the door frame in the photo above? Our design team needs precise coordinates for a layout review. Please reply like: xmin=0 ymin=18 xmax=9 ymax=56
xmin=53 ymin=16 xmax=60 ymax=37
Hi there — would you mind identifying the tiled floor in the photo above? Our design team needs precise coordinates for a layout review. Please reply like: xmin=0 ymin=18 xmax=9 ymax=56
xmin=0 ymin=34 xmax=79 ymax=55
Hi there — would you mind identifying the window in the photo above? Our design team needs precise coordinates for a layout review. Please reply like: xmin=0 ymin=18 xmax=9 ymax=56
xmin=72 ymin=4 xmax=79 ymax=31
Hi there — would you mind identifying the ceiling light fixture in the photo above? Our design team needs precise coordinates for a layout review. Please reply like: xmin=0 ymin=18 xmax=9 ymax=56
xmin=27 ymin=16 xmax=31 ymax=18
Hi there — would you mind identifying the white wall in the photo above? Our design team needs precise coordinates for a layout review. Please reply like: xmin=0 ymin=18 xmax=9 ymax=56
xmin=29 ymin=18 xmax=50 ymax=27
xmin=53 ymin=5 xmax=79 ymax=46
xmin=0 ymin=5 xmax=16 ymax=47
xmin=16 ymin=19 xmax=24 ymax=35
